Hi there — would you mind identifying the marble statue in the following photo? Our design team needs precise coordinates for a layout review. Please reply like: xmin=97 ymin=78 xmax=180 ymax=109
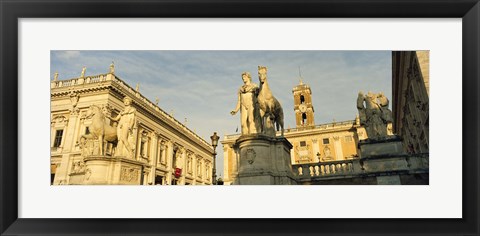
xmin=110 ymin=97 xmax=137 ymax=158
xmin=80 ymin=105 xmax=118 ymax=156
xmin=109 ymin=61 xmax=115 ymax=74
xmin=377 ymin=92 xmax=393 ymax=122
xmin=53 ymin=71 xmax=59 ymax=81
xmin=357 ymin=91 xmax=393 ymax=140
xmin=79 ymin=136 xmax=94 ymax=157
xmin=81 ymin=66 xmax=86 ymax=78
xmin=231 ymin=72 xmax=261 ymax=135
xmin=71 ymin=161 xmax=86 ymax=174
xmin=257 ymin=66 xmax=284 ymax=137
xmin=263 ymin=112 xmax=277 ymax=137
xmin=174 ymin=148 xmax=184 ymax=169
xmin=69 ymin=91 xmax=80 ymax=114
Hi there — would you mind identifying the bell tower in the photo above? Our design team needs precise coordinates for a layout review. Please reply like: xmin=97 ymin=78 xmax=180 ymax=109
xmin=292 ymin=77 xmax=315 ymax=127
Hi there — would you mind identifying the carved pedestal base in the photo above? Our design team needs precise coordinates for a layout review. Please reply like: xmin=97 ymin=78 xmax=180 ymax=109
xmin=358 ymin=137 xmax=408 ymax=185
xmin=232 ymin=134 xmax=296 ymax=185
xmin=358 ymin=136 xmax=405 ymax=158
xmin=82 ymin=156 xmax=151 ymax=185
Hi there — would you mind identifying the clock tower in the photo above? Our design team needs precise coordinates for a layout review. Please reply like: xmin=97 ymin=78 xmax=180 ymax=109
xmin=292 ymin=78 xmax=315 ymax=127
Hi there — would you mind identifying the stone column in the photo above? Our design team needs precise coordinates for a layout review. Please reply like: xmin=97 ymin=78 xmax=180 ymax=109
xmin=165 ymin=141 xmax=173 ymax=185
xmin=222 ymin=145 xmax=229 ymax=183
xmin=54 ymin=114 xmax=78 ymax=185
xmin=135 ymin=127 xmax=142 ymax=160
xmin=149 ymin=133 xmax=158 ymax=185
xmin=191 ymin=154 xmax=197 ymax=185
xmin=312 ymin=139 xmax=320 ymax=162
xmin=333 ymin=136 xmax=344 ymax=161
xmin=179 ymin=148 xmax=186 ymax=185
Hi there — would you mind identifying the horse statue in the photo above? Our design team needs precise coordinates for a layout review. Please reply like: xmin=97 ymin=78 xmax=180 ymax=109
xmin=80 ymin=105 xmax=117 ymax=156
xmin=257 ymin=66 xmax=284 ymax=137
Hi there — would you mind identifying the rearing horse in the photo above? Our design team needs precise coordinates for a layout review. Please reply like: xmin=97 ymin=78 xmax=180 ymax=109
xmin=257 ymin=66 xmax=284 ymax=136
xmin=80 ymin=105 xmax=117 ymax=156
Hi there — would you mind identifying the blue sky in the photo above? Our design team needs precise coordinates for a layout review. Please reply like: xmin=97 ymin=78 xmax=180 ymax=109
xmin=51 ymin=50 xmax=392 ymax=178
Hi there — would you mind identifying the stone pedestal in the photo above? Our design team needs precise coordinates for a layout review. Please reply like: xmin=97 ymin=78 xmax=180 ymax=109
xmin=358 ymin=136 xmax=407 ymax=185
xmin=358 ymin=136 xmax=405 ymax=158
xmin=82 ymin=156 xmax=150 ymax=185
xmin=233 ymin=134 xmax=296 ymax=185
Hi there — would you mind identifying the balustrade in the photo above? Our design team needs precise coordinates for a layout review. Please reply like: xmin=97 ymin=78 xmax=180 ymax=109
xmin=51 ymin=74 xmax=111 ymax=88
xmin=294 ymin=159 xmax=355 ymax=178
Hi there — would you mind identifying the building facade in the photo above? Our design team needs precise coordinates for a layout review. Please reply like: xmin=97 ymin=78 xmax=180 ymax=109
xmin=392 ymin=51 xmax=429 ymax=154
xmin=222 ymin=79 xmax=379 ymax=185
xmin=50 ymin=66 xmax=214 ymax=185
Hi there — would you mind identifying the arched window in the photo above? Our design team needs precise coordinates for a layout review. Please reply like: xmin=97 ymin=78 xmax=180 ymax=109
xmin=302 ymin=113 xmax=307 ymax=124
xmin=300 ymin=95 xmax=305 ymax=104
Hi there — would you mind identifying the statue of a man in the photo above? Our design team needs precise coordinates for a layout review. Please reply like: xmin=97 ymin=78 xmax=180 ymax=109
xmin=231 ymin=72 xmax=261 ymax=135
xmin=69 ymin=91 xmax=80 ymax=114
xmin=81 ymin=66 xmax=86 ymax=78
xmin=110 ymin=97 xmax=137 ymax=158
xmin=109 ymin=61 xmax=115 ymax=74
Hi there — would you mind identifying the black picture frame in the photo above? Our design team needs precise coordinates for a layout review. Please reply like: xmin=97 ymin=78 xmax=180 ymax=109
xmin=1 ymin=0 xmax=479 ymax=235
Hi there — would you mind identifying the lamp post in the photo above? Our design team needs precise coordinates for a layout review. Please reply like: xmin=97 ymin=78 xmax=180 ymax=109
xmin=210 ymin=132 xmax=219 ymax=185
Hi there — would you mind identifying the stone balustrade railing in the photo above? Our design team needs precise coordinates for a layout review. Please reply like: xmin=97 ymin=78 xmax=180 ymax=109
xmin=284 ymin=120 xmax=356 ymax=133
xmin=294 ymin=154 xmax=429 ymax=180
xmin=50 ymin=74 xmax=110 ymax=89
xmin=294 ymin=159 xmax=357 ymax=178
xmin=223 ymin=120 xmax=356 ymax=139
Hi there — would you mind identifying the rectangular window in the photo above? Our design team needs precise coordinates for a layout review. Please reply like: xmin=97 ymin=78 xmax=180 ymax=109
xmin=345 ymin=136 xmax=353 ymax=142
xmin=53 ymin=130 xmax=64 ymax=147
xmin=300 ymin=141 xmax=306 ymax=147
xmin=323 ymin=138 xmax=329 ymax=144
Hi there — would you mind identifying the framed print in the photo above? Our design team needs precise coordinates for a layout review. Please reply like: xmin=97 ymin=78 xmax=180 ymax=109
xmin=1 ymin=0 xmax=479 ymax=235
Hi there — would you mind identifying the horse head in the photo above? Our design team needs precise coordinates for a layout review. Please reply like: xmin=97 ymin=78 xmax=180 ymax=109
xmin=85 ymin=105 xmax=104 ymax=119
xmin=258 ymin=66 xmax=268 ymax=84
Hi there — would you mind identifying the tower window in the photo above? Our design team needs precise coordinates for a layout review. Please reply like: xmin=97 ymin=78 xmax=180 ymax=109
xmin=302 ymin=113 xmax=307 ymax=124
xmin=300 ymin=141 xmax=306 ymax=147
xmin=300 ymin=95 xmax=305 ymax=104
xmin=53 ymin=129 xmax=64 ymax=147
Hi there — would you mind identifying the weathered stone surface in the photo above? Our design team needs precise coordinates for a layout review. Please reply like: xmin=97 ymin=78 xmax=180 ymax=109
xmin=362 ymin=157 xmax=409 ymax=173
xmin=376 ymin=175 xmax=401 ymax=185
xmin=82 ymin=156 xmax=150 ymax=185
xmin=232 ymin=135 xmax=296 ymax=185
xmin=358 ymin=138 xmax=405 ymax=157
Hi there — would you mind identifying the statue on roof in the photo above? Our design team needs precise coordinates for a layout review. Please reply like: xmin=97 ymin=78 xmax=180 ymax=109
xmin=81 ymin=66 xmax=86 ymax=78
xmin=109 ymin=61 xmax=115 ymax=74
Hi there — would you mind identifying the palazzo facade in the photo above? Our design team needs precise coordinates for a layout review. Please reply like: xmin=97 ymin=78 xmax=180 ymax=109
xmin=50 ymin=66 xmax=214 ymax=185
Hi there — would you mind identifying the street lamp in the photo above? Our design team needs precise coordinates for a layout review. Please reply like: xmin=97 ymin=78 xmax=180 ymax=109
xmin=210 ymin=132 xmax=219 ymax=185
